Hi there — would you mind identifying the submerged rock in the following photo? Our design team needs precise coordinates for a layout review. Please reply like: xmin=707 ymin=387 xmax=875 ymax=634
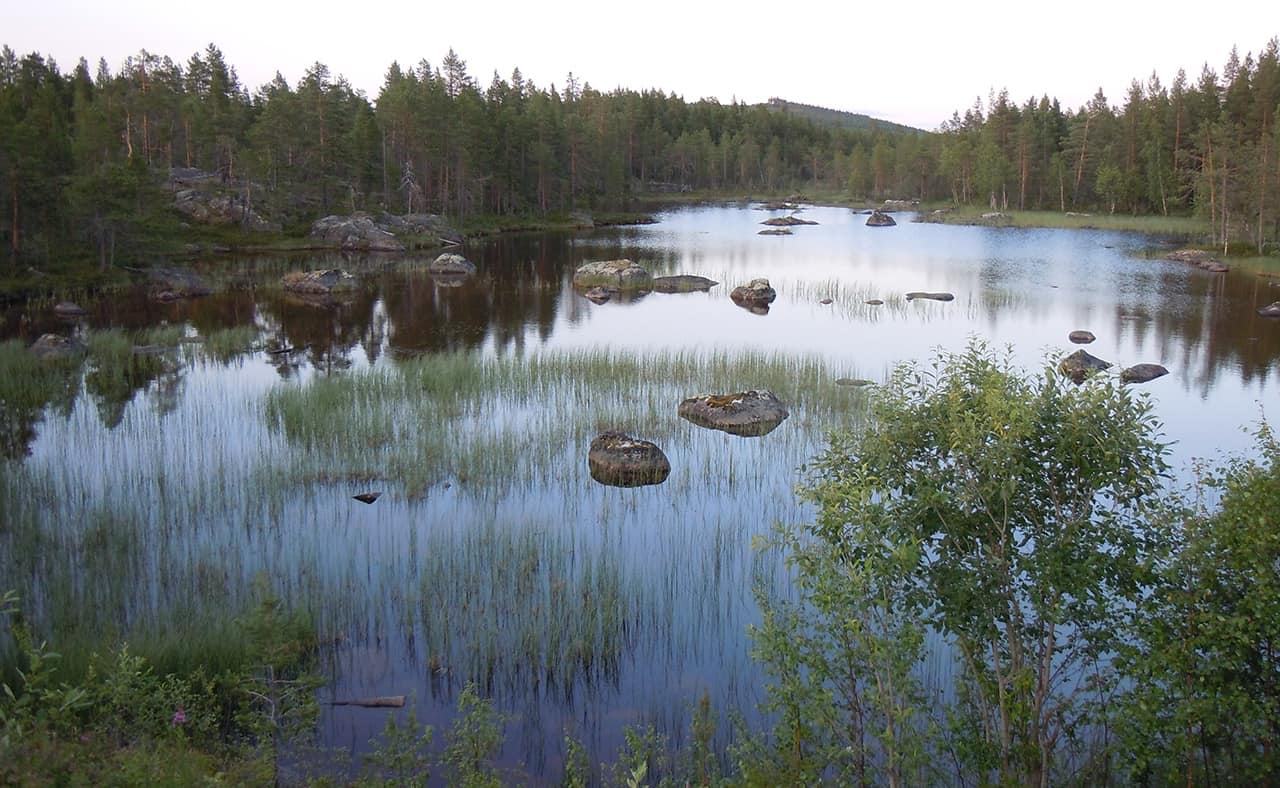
xmin=428 ymin=253 xmax=476 ymax=276
xmin=1059 ymin=349 xmax=1112 ymax=383
xmin=29 ymin=333 xmax=84 ymax=360
xmin=1069 ymin=330 xmax=1096 ymax=344
xmin=582 ymin=286 xmax=618 ymax=304
xmin=572 ymin=259 xmax=653 ymax=291
xmin=866 ymin=210 xmax=897 ymax=227
xmin=678 ymin=390 xmax=789 ymax=437
xmin=1120 ymin=363 xmax=1170 ymax=384
xmin=905 ymin=291 xmax=955 ymax=302
xmin=587 ymin=430 xmax=671 ymax=487
xmin=652 ymin=275 xmax=719 ymax=293
xmin=730 ymin=278 xmax=777 ymax=307
xmin=149 ymin=268 xmax=213 ymax=301
xmin=282 ymin=269 xmax=357 ymax=295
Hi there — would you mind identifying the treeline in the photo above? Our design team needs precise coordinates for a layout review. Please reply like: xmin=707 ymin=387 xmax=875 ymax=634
xmin=937 ymin=39 xmax=1280 ymax=251
xmin=0 ymin=44 xmax=919 ymax=264
xmin=1 ymin=40 xmax=1278 ymax=265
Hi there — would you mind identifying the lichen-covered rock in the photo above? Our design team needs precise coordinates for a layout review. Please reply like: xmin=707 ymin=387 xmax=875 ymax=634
xmin=428 ymin=253 xmax=476 ymax=275
xmin=678 ymin=390 xmax=789 ymax=437
xmin=1059 ymin=349 xmax=1112 ymax=384
xmin=1069 ymin=330 xmax=1096 ymax=344
xmin=1120 ymin=363 xmax=1170 ymax=384
xmin=652 ymin=275 xmax=718 ymax=293
xmin=730 ymin=278 xmax=776 ymax=306
xmin=866 ymin=210 xmax=897 ymax=227
xmin=30 ymin=333 xmax=84 ymax=360
xmin=572 ymin=259 xmax=653 ymax=291
xmin=281 ymin=269 xmax=357 ymax=295
xmin=310 ymin=215 xmax=405 ymax=252
xmin=587 ymin=430 xmax=670 ymax=487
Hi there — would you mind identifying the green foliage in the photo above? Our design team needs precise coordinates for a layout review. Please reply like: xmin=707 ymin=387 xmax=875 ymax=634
xmin=1117 ymin=423 xmax=1280 ymax=785
xmin=752 ymin=341 xmax=1170 ymax=785
xmin=440 ymin=683 xmax=504 ymax=788
xmin=364 ymin=707 xmax=434 ymax=786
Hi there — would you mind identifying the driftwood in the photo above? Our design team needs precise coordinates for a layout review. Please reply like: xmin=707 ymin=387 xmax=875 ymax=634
xmin=327 ymin=695 xmax=405 ymax=708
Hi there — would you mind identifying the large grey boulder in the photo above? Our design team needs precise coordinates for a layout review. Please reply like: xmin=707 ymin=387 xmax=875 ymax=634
xmin=587 ymin=430 xmax=670 ymax=487
xmin=730 ymin=278 xmax=777 ymax=306
xmin=1120 ymin=363 xmax=1170 ymax=384
xmin=310 ymin=215 xmax=405 ymax=252
xmin=678 ymin=390 xmax=789 ymax=437
xmin=1059 ymin=349 xmax=1112 ymax=384
xmin=572 ymin=260 xmax=653 ymax=291
xmin=866 ymin=210 xmax=897 ymax=227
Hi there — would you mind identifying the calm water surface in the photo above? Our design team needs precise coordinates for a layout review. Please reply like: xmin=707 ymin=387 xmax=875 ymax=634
xmin=2 ymin=204 xmax=1278 ymax=780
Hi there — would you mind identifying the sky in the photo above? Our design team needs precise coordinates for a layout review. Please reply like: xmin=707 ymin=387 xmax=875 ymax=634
xmin=6 ymin=0 xmax=1275 ymax=130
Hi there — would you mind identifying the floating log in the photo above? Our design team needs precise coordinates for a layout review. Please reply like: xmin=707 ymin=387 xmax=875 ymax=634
xmin=328 ymin=695 xmax=405 ymax=708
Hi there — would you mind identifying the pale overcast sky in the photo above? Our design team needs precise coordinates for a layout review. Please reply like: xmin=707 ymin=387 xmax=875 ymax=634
xmin=6 ymin=0 xmax=1274 ymax=130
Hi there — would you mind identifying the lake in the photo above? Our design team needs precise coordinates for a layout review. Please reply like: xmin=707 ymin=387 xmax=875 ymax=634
xmin=2 ymin=203 xmax=1277 ymax=780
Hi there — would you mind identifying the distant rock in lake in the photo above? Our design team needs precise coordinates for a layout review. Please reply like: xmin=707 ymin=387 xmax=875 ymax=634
xmin=760 ymin=215 xmax=818 ymax=227
xmin=1120 ymin=364 xmax=1169 ymax=384
xmin=905 ymin=291 xmax=954 ymax=302
xmin=758 ymin=228 xmax=793 ymax=236
xmin=1069 ymin=330 xmax=1096 ymax=344
xmin=572 ymin=259 xmax=653 ymax=291
xmin=866 ymin=210 xmax=897 ymax=227
xmin=428 ymin=253 xmax=476 ymax=276
xmin=149 ymin=268 xmax=213 ymax=302
xmin=1059 ymin=349 xmax=1112 ymax=384
xmin=730 ymin=278 xmax=777 ymax=308
xmin=652 ymin=275 xmax=718 ymax=293
xmin=282 ymin=269 xmax=357 ymax=295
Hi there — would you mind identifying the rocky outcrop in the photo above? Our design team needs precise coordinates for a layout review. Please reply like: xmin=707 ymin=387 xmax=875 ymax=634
xmin=866 ymin=210 xmax=897 ymax=227
xmin=1059 ymin=349 xmax=1112 ymax=383
xmin=760 ymin=215 xmax=818 ymax=227
xmin=149 ymin=268 xmax=213 ymax=301
xmin=1069 ymin=330 xmax=1096 ymax=344
xmin=587 ymin=430 xmax=671 ymax=487
xmin=981 ymin=212 xmax=1013 ymax=225
xmin=281 ymin=269 xmax=357 ymax=295
xmin=730 ymin=278 xmax=777 ymax=307
xmin=652 ymin=275 xmax=718 ymax=293
xmin=905 ymin=291 xmax=954 ymax=302
xmin=1121 ymin=363 xmax=1169 ymax=384
xmin=30 ymin=333 xmax=84 ymax=360
xmin=1167 ymin=249 xmax=1228 ymax=272
xmin=1257 ymin=301 xmax=1280 ymax=318
xmin=310 ymin=215 xmax=405 ymax=252
xmin=173 ymin=188 xmax=279 ymax=232
xmin=428 ymin=253 xmax=476 ymax=276
xmin=678 ymin=390 xmax=789 ymax=437
xmin=572 ymin=260 xmax=653 ymax=291
xmin=882 ymin=199 xmax=919 ymax=211
xmin=375 ymin=213 xmax=463 ymax=244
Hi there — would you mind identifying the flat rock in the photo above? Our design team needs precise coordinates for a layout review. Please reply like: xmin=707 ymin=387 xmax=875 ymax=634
xmin=652 ymin=275 xmax=718 ymax=293
xmin=353 ymin=492 xmax=381 ymax=504
xmin=865 ymin=299 xmax=884 ymax=305
xmin=1120 ymin=363 xmax=1170 ymax=384
xmin=572 ymin=259 xmax=653 ymax=291
xmin=730 ymin=278 xmax=777 ymax=306
xmin=678 ymin=390 xmax=789 ymax=437
xmin=905 ymin=291 xmax=955 ymax=302
xmin=758 ymin=228 xmax=793 ymax=236
xmin=1257 ymin=301 xmax=1280 ymax=318
xmin=1059 ymin=349 xmax=1112 ymax=384
xmin=1069 ymin=330 xmax=1096 ymax=344
xmin=282 ymin=269 xmax=357 ymax=295
xmin=428 ymin=252 xmax=476 ymax=275
xmin=866 ymin=210 xmax=897 ymax=227
xmin=587 ymin=430 xmax=670 ymax=487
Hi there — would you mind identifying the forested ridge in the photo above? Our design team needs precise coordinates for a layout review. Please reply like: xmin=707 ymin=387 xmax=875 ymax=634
xmin=1 ymin=38 xmax=1278 ymax=266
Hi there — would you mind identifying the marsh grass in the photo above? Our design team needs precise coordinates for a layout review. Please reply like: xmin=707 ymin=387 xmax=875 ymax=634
xmin=922 ymin=206 xmax=1206 ymax=236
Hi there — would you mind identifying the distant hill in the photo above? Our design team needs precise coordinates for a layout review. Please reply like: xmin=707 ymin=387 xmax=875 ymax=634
xmin=762 ymin=97 xmax=923 ymax=135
